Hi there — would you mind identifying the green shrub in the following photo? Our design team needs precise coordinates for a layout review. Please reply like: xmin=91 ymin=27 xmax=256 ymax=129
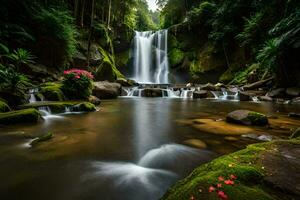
xmin=62 ymin=69 xmax=94 ymax=100
xmin=35 ymin=8 xmax=77 ymax=64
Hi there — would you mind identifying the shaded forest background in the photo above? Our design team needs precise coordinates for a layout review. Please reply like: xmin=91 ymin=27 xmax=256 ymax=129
xmin=0 ymin=0 xmax=299 ymax=87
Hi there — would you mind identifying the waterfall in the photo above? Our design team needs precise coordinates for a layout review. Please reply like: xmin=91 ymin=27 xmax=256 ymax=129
xmin=28 ymin=89 xmax=38 ymax=103
xmin=133 ymin=30 xmax=169 ymax=84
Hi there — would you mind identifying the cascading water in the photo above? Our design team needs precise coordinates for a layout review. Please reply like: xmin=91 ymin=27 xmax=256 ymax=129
xmin=133 ymin=30 xmax=169 ymax=84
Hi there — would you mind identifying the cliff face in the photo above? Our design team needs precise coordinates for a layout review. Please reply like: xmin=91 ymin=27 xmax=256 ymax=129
xmin=168 ymin=23 xmax=251 ymax=84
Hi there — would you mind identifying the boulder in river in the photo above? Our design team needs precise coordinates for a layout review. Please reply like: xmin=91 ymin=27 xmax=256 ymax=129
xmin=116 ymin=78 xmax=137 ymax=87
xmin=88 ymin=95 xmax=101 ymax=106
xmin=238 ymin=91 xmax=251 ymax=101
xmin=226 ymin=110 xmax=268 ymax=126
xmin=141 ymin=88 xmax=163 ymax=97
xmin=266 ymin=88 xmax=285 ymax=98
xmin=193 ymin=90 xmax=207 ymax=99
xmin=286 ymin=87 xmax=300 ymax=97
xmin=0 ymin=108 xmax=41 ymax=125
xmin=93 ymin=81 xmax=121 ymax=99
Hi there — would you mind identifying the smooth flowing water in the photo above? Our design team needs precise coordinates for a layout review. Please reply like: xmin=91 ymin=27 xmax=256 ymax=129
xmin=0 ymin=98 xmax=299 ymax=200
xmin=132 ymin=30 xmax=169 ymax=84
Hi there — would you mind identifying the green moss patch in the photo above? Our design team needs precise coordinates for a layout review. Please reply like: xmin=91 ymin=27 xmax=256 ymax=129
xmin=0 ymin=100 xmax=11 ymax=113
xmin=30 ymin=132 xmax=53 ymax=146
xmin=0 ymin=108 xmax=41 ymax=125
xmin=19 ymin=101 xmax=96 ymax=113
xmin=162 ymin=139 xmax=300 ymax=200
xmin=39 ymin=82 xmax=65 ymax=101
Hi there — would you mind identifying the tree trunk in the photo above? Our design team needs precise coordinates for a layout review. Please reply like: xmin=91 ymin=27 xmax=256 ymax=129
xmin=80 ymin=0 xmax=86 ymax=28
xmin=87 ymin=0 xmax=95 ymax=67
xmin=74 ymin=0 xmax=79 ymax=23
xmin=107 ymin=0 xmax=112 ymax=28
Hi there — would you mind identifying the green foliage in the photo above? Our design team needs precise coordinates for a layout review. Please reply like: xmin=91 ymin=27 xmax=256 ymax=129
xmin=62 ymin=69 xmax=94 ymax=100
xmin=0 ymin=65 xmax=31 ymax=99
xmin=8 ymin=48 xmax=36 ymax=68
xmin=188 ymin=1 xmax=216 ymax=26
xmin=169 ymin=48 xmax=185 ymax=67
xmin=0 ymin=100 xmax=11 ymax=113
xmin=256 ymin=39 xmax=279 ymax=74
xmin=35 ymin=8 xmax=77 ymax=61
xmin=236 ymin=12 xmax=264 ymax=46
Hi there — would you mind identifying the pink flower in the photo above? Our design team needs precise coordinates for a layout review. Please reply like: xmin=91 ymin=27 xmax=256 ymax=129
xmin=217 ymin=191 xmax=228 ymax=200
xmin=75 ymin=75 xmax=80 ymax=79
xmin=209 ymin=186 xmax=215 ymax=193
xmin=224 ymin=180 xmax=234 ymax=185
xmin=218 ymin=176 xmax=224 ymax=181
xmin=217 ymin=183 xmax=222 ymax=188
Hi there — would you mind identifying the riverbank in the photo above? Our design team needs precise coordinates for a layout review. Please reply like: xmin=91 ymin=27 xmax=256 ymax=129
xmin=162 ymin=138 xmax=300 ymax=200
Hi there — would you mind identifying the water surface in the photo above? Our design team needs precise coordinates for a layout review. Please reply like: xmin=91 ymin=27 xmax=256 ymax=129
xmin=0 ymin=98 xmax=299 ymax=200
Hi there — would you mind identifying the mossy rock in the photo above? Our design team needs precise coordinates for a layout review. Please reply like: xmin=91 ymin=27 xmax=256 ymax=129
xmin=169 ymin=48 xmax=185 ymax=67
xmin=30 ymin=132 xmax=53 ymax=146
xmin=0 ymin=108 xmax=41 ymax=125
xmin=226 ymin=110 xmax=268 ymax=126
xmin=39 ymin=82 xmax=65 ymax=101
xmin=19 ymin=101 xmax=96 ymax=113
xmin=0 ymin=100 xmax=11 ymax=113
xmin=162 ymin=139 xmax=300 ymax=200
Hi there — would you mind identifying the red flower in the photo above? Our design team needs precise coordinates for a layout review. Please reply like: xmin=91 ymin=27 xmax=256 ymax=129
xmin=230 ymin=174 xmax=237 ymax=180
xmin=209 ymin=186 xmax=215 ymax=193
xmin=217 ymin=191 xmax=228 ymax=200
xmin=75 ymin=75 xmax=80 ymax=79
xmin=218 ymin=176 xmax=224 ymax=181
xmin=217 ymin=183 xmax=222 ymax=188
xmin=224 ymin=179 xmax=234 ymax=185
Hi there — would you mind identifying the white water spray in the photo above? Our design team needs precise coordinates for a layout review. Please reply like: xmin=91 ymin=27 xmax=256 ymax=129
xmin=133 ymin=30 xmax=169 ymax=84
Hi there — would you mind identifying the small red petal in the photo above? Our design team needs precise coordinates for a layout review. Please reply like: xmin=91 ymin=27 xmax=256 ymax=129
xmin=224 ymin=180 xmax=234 ymax=185
xmin=209 ymin=186 xmax=215 ymax=193
xmin=218 ymin=176 xmax=224 ymax=181
xmin=217 ymin=183 xmax=222 ymax=188
xmin=230 ymin=174 xmax=237 ymax=180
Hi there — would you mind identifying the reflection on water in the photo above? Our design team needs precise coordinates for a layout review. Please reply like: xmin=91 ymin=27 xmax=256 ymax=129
xmin=0 ymin=98 xmax=299 ymax=200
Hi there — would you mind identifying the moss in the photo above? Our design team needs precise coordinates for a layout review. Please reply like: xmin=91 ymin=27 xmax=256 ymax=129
xmin=247 ymin=112 xmax=268 ymax=126
xmin=169 ymin=48 xmax=185 ymax=67
xmin=0 ymin=100 xmax=11 ymax=113
xmin=30 ymin=132 xmax=53 ymax=146
xmin=0 ymin=108 xmax=41 ymax=125
xmin=162 ymin=140 xmax=300 ymax=200
xmin=39 ymin=82 xmax=65 ymax=101
xmin=19 ymin=101 xmax=96 ymax=113
xmin=115 ymin=50 xmax=130 ymax=67
xmin=219 ymin=69 xmax=234 ymax=83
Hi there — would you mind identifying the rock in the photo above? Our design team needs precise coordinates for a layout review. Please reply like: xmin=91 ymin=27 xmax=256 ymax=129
xmin=291 ymin=97 xmax=300 ymax=104
xmin=201 ymin=83 xmax=220 ymax=91
xmin=141 ymin=88 xmax=163 ymax=97
xmin=207 ymin=91 xmax=216 ymax=98
xmin=186 ymin=83 xmax=193 ymax=87
xmin=0 ymin=108 xmax=41 ymax=125
xmin=88 ymin=95 xmax=101 ymax=106
xmin=184 ymin=139 xmax=207 ymax=149
xmin=258 ymin=96 xmax=273 ymax=102
xmin=266 ymin=88 xmax=285 ymax=98
xmin=286 ymin=87 xmax=300 ymax=97
xmin=39 ymin=82 xmax=65 ymax=101
xmin=242 ymin=76 xmax=274 ymax=90
xmin=215 ymin=83 xmax=225 ymax=88
xmin=290 ymin=128 xmax=300 ymax=138
xmin=0 ymin=100 xmax=11 ymax=113
xmin=193 ymin=90 xmax=207 ymax=99
xmin=226 ymin=110 xmax=268 ymax=126
xmin=19 ymin=102 xmax=96 ymax=113
xmin=238 ymin=91 xmax=251 ymax=101
xmin=241 ymin=134 xmax=274 ymax=141
xmin=93 ymin=81 xmax=121 ymax=99
xmin=288 ymin=113 xmax=300 ymax=119
xmin=30 ymin=132 xmax=53 ymax=146
xmin=116 ymin=78 xmax=137 ymax=87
